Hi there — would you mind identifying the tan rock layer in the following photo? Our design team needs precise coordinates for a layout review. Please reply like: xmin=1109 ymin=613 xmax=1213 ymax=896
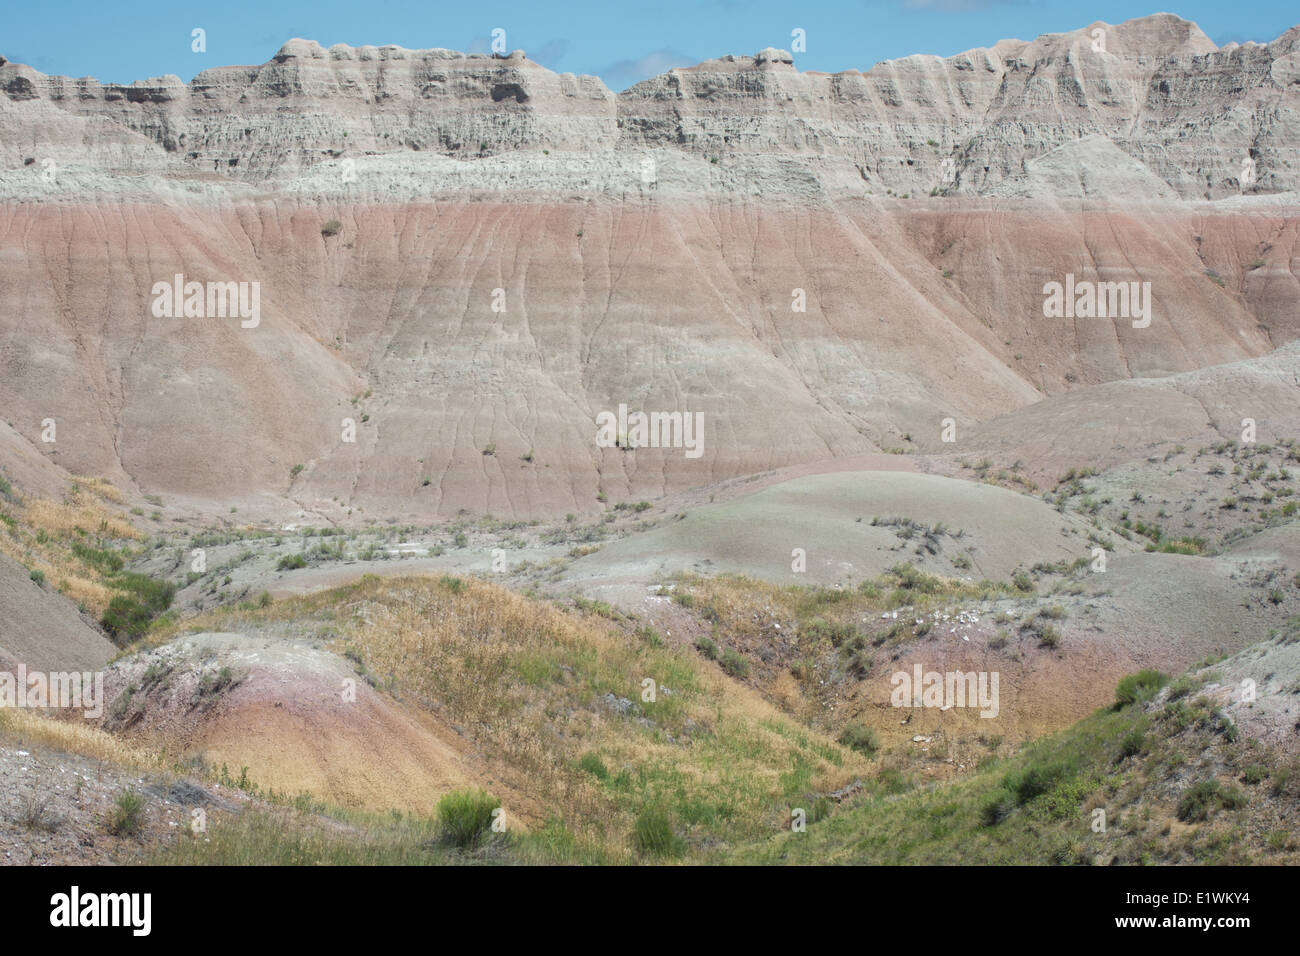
xmin=0 ymin=198 xmax=1293 ymax=518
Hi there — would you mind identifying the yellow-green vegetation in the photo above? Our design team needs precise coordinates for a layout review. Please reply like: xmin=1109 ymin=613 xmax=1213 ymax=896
xmin=729 ymin=665 xmax=1298 ymax=865
xmin=151 ymin=802 xmax=615 ymax=866
xmin=145 ymin=573 xmax=866 ymax=861
xmin=0 ymin=706 xmax=160 ymax=770
xmin=664 ymin=568 xmax=1015 ymax=724
xmin=106 ymin=790 xmax=146 ymax=837
xmin=0 ymin=472 xmax=142 ymax=615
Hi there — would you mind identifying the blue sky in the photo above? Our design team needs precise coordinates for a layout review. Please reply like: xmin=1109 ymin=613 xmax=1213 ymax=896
xmin=3 ymin=1 xmax=1296 ymax=90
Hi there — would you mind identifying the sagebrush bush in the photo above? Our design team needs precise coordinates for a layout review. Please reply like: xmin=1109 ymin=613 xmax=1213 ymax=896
xmin=720 ymin=648 xmax=749 ymax=678
xmin=1118 ymin=728 xmax=1145 ymax=759
xmin=1177 ymin=780 xmax=1246 ymax=822
xmin=837 ymin=722 xmax=879 ymax=755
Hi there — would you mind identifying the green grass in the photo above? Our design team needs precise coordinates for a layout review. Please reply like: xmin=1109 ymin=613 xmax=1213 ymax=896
xmin=149 ymin=802 xmax=614 ymax=866
xmin=106 ymin=790 xmax=146 ymax=836
xmin=632 ymin=805 xmax=684 ymax=858
xmin=71 ymin=541 xmax=126 ymax=573
xmin=720 ymin=647 xmax=749 ymax=678
xmin=578 ymin=752 xmax=610 ymax=780
xmin=1177 ymin=780 xmax=1247 ymax=822
xmin=101 ymin=573 xmax=175 ymax=646
xmin=436 ymin=789 xmax=501 ymax=849
xmin=1115 ymin=669 xmax=1168 ymax=708
xmin=728 ymin=658 xmax=1270 ymax=865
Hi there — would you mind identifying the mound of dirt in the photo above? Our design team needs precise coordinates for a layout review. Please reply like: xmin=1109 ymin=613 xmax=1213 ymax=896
xmin=96 ymin=633 xmax=533 ymax=819
xmin=562 ymin=469 xmax=1115 ymax=604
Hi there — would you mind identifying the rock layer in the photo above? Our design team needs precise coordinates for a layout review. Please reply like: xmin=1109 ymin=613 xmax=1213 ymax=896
xmin=0 ymin=15 xmax=1297 ymax=519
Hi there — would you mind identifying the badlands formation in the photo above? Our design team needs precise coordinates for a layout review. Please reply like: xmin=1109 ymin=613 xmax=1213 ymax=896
xmin=0 ymin=12 xmax=1296 ymax=521
xmin=1 ymin=14 xmax=1300 ymax=866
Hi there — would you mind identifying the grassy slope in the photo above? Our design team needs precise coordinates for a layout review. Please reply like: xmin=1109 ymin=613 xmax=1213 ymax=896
xmin=139 ymin=573 xmax=868 ymax=862
xmin=0 ymin=471 xmax=142 ymax=616
xmin=729 ymin=646 xmax=1300 ymax=865
xmin=7 ymin=568 xmax=1297 ymax=864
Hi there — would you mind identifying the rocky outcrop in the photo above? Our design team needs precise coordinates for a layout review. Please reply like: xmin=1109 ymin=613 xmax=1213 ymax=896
xmin=1 ymin=14 xmax=1297 ymax=199
xmin=0 ymin=15 xmax=1297 ymax=520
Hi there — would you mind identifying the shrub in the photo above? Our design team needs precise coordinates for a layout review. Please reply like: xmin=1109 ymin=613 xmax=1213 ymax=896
xmin=436 ymin=788 xmax=500 ymax=849
xmin=101 ymin=574 xmax=175 ymax=645
xmin=276 ymin=553 xmax=307 ymax=571
xmin=106 ymin=790 xmax=145 ymax=836
xmin=1036 ymin=624 xmax=1061 ymax=649
xmin=1270 ymin=766 xmax=1292 ymax=796
xmin=29 ymin=568 xmax=45 ymax=587
xmin=1118 ymin=728 xmax=1145 ymax=759
xmin=1003 ymin=755 xmax=1078 ymax=806
xmin=1241 ymin=764 xmax=1269 ymax=785
xmin=1166 ymin=675 xmax=1198 ymax=701
xmin=632 ymin=805 xmax=683 ymax=858
xmin=1114 ymin=669 xmax=1169 ymax=708
xmin=980 ymin=788 xmax=1016 ymax=826
xmin=1213 ymin=712 xmax=1238 ymax=742
xmin=838 ymin=722 xmax=879 ymax=755
xmin=320 ymin=219 xmax=342 ymax=237
xmin=197 ymin=666 xmax=235 ymax=697
xmin=72 ymin=542 xmax=126 ymax=573
xmin=720 ymin=648 xmax=749 ymax=678
xmin=889 ymin=562 xmax=943 ymax=593
xmin=805 ymin=795 xmax=833 ymax=824
xmin=694 ymin=635 xmax=718 ymax=660
xmin=16 ymin=793 xmax=60 ymax=832
xmin=577 ymin=752 xmax=609 ymax=780
xmin=1177 ymin=780 xmax=1245 ymax=822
